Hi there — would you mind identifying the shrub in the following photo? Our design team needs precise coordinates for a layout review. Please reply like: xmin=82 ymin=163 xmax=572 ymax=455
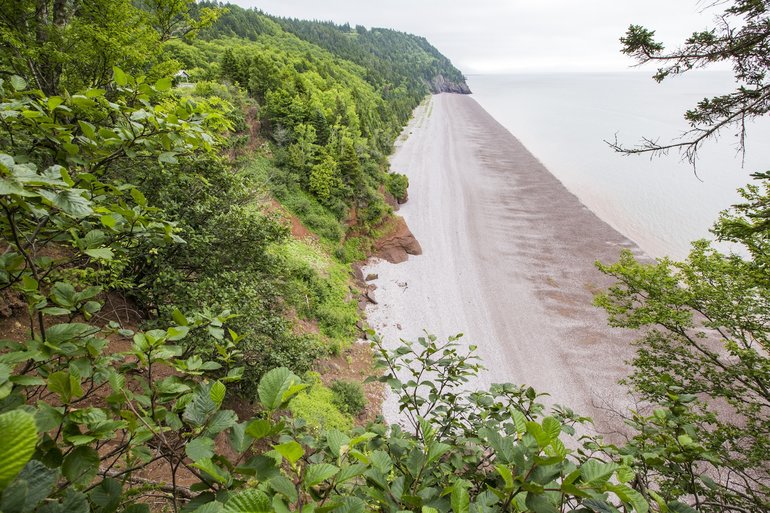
xmin=331 ymin=379 xmax=366 ymax=415
xmin=288 ymin=382 xmax=353 ymax=432
xmin=386 ymin=172 xmax=409 ymax=202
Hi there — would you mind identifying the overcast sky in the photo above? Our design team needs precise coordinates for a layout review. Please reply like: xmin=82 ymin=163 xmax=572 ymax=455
xmin=227 ymin=1 xmax=718 ymax=74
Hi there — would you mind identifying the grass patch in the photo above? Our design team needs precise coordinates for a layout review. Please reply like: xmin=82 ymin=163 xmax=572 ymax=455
xmin=276 ymin=238 xmax=360 ymax=351
xmin=289 ymin=374 xmax=353 ymax=432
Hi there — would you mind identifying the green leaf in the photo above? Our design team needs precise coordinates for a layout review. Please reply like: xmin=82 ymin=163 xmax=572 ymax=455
xmin=203 ymin=410 xmax=238 ymax=437
xmin=45 ymin=323 xmax=95 ymax=345
xmin=155 ymin=77 xmax=173 ymax=91
xmin=210 ymin=381 xmax=226 ymax=406
xmin=525 ymin=493 xmax=559 ymax=513
xmin=273 ymin=441 xmax=304 ymax=465
xmin=304 ymin=463 xmax=339 ymax=487
xmin=158 ymin=152 xmax=178 ymax=164
xmin=78 ymin=120 xmax=96 ymax=139
xmin=244 ymin=418 xmax=272 ymax=441
xmin=166 ymin=325 xmax=189 ymax=341
xmin=89 ymin=478 xmax=122 ymax=513
xmin=258 ymin=367 xmax=300 ymax=410
xmin=10 ymin=76 xmax=26 ymax=91
xmin=183 ymin=384 xmax=218 ymax=427
xmin=495 ymin=464 xmax=513 ymax=491
xmin=542 ymin=417 xmax=561 ymax=442
xmin=0 ymin=410 xmax=38 ymax=489
xmin=450 ymin=480 xmax=470 ymax=513
xmin=325 ymin=429 xmax=350 ymax=458
xmin=229 ymin=422 xmax=252 ymax=453
xmin=191 ymin=458 xmax=228 ymax=484
xmin=17 ymin=460 xmax=57 ymax=510
xmin=186 ymin=437 xmax=215 ymax=462
xmin=47 ymin=371 xmax=83 ymax=403
xmin=191 ymin=503 xmax=225 ymax=513
xmin=113 ymin=67 xmax=128 ymax=86
xmin=223 ymin=489 xmax=272 ymax=513
xmin=84 ymin=247 xmax=114 ymax=260
xmin=130 ymin=188 xmax=146 ymax=206
xmin=580 ymin=460 xmax=620 ymax=485
xmin=268 ymin=475 xmax=297 ymax=502
xmin=62 ymin=446 xmax=99 ymax=486
xmin=40 ymin=189 xmax=93 ymax=218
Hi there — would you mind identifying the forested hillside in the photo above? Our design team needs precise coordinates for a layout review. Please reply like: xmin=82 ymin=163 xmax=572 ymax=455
xmin=0 ymin=1 xmax=766 ymax=513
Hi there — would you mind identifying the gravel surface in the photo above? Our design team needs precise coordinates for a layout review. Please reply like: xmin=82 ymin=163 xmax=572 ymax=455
xmin=364 ymin=94 xmax=649 ymax=433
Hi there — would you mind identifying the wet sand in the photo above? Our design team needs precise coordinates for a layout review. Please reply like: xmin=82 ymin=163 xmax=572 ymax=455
xmin=364 ymin=94 xmax=647 ymax=431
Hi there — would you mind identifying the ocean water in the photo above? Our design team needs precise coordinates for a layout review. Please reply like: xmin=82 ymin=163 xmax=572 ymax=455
xmin=467 ymin=72 xmax=770 ymax=259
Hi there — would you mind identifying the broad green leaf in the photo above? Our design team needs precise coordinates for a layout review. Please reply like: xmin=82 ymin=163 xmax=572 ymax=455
xmin=10 ymin=76 xmax=26 ymax=91
xmin=45 ymin=323 xmax=95 ymax=345
xmin=427 ymin=441 xmax=451 ymax=464
xmin=203 ymin=410 xmax=238 ymax=437
xmin=41 ymin=189 xmax=93 ymax=217
xmin=113 ymin=67 xmax=128 ymax=86
xmin=16 ymin=460 xmax=57 ymax=510
xmin=269 ymin=475 xmax=297 ymax=502
xmin=616 ymin=466 xmax=635 ymax=484
xmin=325 ymin=429 xmax=350 ymax=458
xmin=62 ymin=446 xmax=99 ymax=486
xmin=258 ymin=367 xmax=300 ymax=410
xmin=210 ymin=381 xmax=226 ymax=406
xmin=186 ymin=437 xmax=215 ymax=462
xmin=89 ymin=477 xmax=122 ymax=513
xmin=192 ymin=458 xmax=228 ymax=484
xmin=525 ymin=493 xmax=559 ymax=513
xmin=155 ymin=77 xmax=172 ymax=91
xmin=495 ymin=464 xmax=513 ymax=491
xmin=47 ymin=371 xmax=83 ymax=403
xmin=542 ymin=417 xmax=561 ymax=442
xmin=84 ymin=247 xmax=114 ymax=260
xmin=159 ymin=152 xmax=178 ymax=164
xmin=580 ymin=460 xmax=620 ymax=485
xmin=608 ymin=484 xmax=648 ymax=513
xmin=273 ymin=441 xmax=304 ymax=465
xmin=304 ymin=463 xmax=339 ymax=487
xmin=166 ymin=325 xmax=189 ymax=341
xmin=450 ymin=480 xmax=470 ymax=513
xmin=0 ymin=410 xmax=38 ymax=489
xmin=335 ymin=463 xmax=366 ymax=484
xmin=1 ymin=480 xmax=28 ymax=512
xmin=191 ymin=502 xmax=225 ymax=513
xmin=183 ymin=384 xmax=217 ymax=427
xmin=229 ymin=422 xmax=252 ymax=453
xmin=335 ymin=497 xmax=366 ymax=513
xmin=244 ymin=418 xmax=272 ymax=440
xmin=224 ymin=489 xmax=271 ymax=513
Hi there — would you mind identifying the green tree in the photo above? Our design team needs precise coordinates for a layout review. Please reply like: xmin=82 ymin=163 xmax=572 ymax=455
xmin=611 ymin=0 xmax=770 ymax=162
xmin=0 ymin=0 xmax=161 ymax=94
xmin=309 ymin=153 xmax=341 ymax=202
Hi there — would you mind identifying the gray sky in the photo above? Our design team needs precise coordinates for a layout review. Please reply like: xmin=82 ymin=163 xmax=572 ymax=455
xmin=227 ymin=1 xmax=718 ymax=74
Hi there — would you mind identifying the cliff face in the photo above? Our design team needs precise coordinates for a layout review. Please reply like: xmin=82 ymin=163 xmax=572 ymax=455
xmin=428 ymin=74 xmax=472 ymax=94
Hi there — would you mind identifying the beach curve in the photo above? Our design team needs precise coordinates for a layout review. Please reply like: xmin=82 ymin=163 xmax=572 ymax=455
xmin=364 ymin=93 xmax=647 ymax=432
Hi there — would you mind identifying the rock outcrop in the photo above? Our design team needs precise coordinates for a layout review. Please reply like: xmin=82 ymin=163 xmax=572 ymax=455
xmin=428 ymin=74 xmax=472 ymax=94
xmin=374 ymin=216 xmax=422 ymax=264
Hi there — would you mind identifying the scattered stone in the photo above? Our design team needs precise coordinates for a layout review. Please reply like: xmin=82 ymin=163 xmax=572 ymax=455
xmin=365 ymin=273 xmax=378 ymax=281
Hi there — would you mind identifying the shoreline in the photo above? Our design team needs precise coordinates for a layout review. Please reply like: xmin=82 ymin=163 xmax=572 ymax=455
xmin=364 ymin=93 xmax=647 ymax=432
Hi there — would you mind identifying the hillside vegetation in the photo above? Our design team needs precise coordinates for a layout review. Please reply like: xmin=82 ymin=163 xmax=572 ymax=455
xmin=0 ymin=1 xmax=768 ymax=513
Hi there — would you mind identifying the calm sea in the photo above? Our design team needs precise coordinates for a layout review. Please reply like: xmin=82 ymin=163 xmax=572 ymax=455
xmin=467 ymin=72 xmax=770 ymax=259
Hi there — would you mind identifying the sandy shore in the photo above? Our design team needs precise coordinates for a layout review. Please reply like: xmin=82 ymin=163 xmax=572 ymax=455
xmin=364 ymin=94 xmax=647 ymax=432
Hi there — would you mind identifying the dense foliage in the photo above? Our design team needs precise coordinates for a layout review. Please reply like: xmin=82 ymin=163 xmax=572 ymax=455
xmin=1 ymin=1 xmax=767 ymax=512
xmin=612 ymin=0 xmax=770 ymax=162
xmin=596 ymin=1 xmax=770 ymax=511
